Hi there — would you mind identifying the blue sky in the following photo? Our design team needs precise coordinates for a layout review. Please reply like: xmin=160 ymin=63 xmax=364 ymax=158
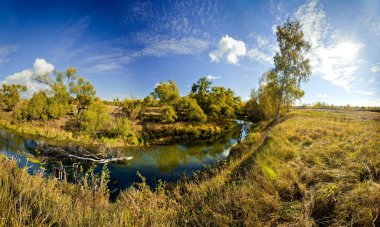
xmin=0 ymin=0 xmax=379 ymax=106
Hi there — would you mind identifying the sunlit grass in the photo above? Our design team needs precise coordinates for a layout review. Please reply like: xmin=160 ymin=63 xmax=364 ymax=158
xmin=0 ymin=109 xmax=379 ymax=226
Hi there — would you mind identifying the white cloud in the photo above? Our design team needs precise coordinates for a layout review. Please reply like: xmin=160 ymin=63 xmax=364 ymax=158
xmin=33 ymin=58 xmax=55 ymax=75
xmin=206 ymin=75 xmax=221 ymax=80
xmin=372 ymin=22 xmax=380 ymax=36
xmin=295 ymin=0 xmax=363 ymax=91
xmin=355 ymin=90 xmax=374 ymax=96
xmin=209 ymin=35 xmax=246 ymax=65
xmin=312 ymin=42 xmax=363 ymax=90
xmin=134 ymin=37 xmax=209 ymax=57
xmin=295 ymin=0 xmax=327 ymax=48
xmin=256 ymin=35 xmax=270 ymax=47
xmin=370 ymin=63 xmax=380 ymax=73
xmin=316 ymin=93 xmax=328 ymax=99
xmin=246 ymin=48 xmax=272 ymax=64
xmin=0 ymin=45 xmax=18 ymax=66
xmin=0 ymin=58 xmax=54 ymax=96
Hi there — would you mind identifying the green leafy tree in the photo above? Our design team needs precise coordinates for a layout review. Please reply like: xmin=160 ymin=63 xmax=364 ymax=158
xmin=177 ymin=97 xmax=207 ymax=122
xmin=154 ymin=80 xmax=179 ymax=105
xmin=160 ymin=105 xmax=177 ymax=123
xmin=190 ymin=77 xmax=212 ymax=112
xmin=70 ymin=77 xmax=96 ymax=114
xmin=244 ymin=88 xmax=262 ymax=122
xmin=24 ymin=91 xmax=49 ymax=120
xmin=79 ymin=100 xmax=110 ymax=136
xmin=0 ymin=84 xmax=27 ymax=111
xmin=268 ymin=20 xmax=311 ymax=124
xmin=208 ymin=86 xmax=238 ymax=123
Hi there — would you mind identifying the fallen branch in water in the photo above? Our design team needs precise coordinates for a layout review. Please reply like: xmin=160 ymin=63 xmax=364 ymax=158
xmin=37 ymin=145 xmax=133 ymax=163
xmin=60 ymin=152 xmax=133 ymax=163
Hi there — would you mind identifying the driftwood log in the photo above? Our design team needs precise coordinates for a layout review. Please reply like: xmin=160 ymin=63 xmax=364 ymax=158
xmin=37 ymin=145 xmax=133 ymax=164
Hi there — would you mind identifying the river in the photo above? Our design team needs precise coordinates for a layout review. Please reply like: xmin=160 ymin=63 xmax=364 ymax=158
xmin=0 ymin=121 xmax=250 ymax=199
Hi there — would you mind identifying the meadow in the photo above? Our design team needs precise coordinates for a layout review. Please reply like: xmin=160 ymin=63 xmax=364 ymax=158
xmin=1 ymin=108 xmax=378 ymax=226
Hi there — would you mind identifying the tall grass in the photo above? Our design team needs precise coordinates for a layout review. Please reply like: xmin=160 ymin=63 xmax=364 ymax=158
xmin=1 ymin=109 xmax=379 ymax=226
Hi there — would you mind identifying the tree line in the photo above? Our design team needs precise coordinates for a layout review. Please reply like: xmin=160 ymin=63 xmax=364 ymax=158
xmin=1 ymin=19 xmax=312 ymax=142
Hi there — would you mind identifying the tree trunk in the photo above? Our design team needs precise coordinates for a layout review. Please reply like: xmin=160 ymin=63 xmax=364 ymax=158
xmin=274 ymin=98 xmax=281 ymax=125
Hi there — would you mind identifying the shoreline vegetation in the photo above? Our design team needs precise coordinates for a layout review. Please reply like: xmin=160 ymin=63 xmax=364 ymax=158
xmin=1 ymin=19 xmax=379 ymax=226
xmin=0 ymin=74 xmax=242 ymax=152
xmin=1 ymin=109 xmax=379 ymax=226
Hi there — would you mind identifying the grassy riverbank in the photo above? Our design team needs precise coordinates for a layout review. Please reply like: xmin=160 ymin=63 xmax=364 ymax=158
xmin=1 ymin=109 xmax=379 ymax=226
xmin=0 ymin=108 xmax=229 ymax=149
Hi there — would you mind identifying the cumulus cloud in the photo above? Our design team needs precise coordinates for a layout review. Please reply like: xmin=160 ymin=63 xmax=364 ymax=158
xmin=295 ymin=0 xmax=363 ymax=91
xmin=370 ymin=63 xmax=380 ymax=73
xmin=0 ymin=58 xmax=54 ymax=96
xmin=209 ymin=35 xmax=246 ymax=65
xmin=33 ymin=58 xmax=55 ymax=75
xmin=206 ymin=75 xmax=221 ymax=80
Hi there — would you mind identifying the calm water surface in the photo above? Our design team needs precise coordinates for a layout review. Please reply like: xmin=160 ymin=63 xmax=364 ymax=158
xmin=0 ymin=122 xmax=250 ymax=197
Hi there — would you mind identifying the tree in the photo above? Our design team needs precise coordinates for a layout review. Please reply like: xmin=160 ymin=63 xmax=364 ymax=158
xmin=208 ymin=86 xmax=238 ymax=123
xmin=70 ymin=77 xmax=96 ymax=114
xmin=79 ymin=100 xmax=111 ymax=136
xmin=0 ymin=84 xmax=27 ymax=111
xmin=177 ymin=97 xmax=207 ymax=122
xmin=244 ymin=88 xmax=263 ymax=122
xmin=153 ymin=80 xmax=179 ymax=105
xmin=268 ymin=19 xmax=311 ymax=124
xmin=190 ymin=77 xmax=212 ymax=112
xmin=160 ymin=105 xmax=177 ymax=123
xmin=257 ymin=72 xmax=278 ymax=120
xmin=191 ymin=77 xmax=211 ymax=94
xmin=24 ymin=91 xmax=49 ymax=120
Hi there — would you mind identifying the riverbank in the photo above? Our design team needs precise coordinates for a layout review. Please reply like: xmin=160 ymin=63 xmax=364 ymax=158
xmin=1 ymin=109 xmax=378 ymax=226
xmin=0 ymin=112 xmax=233 ymax=150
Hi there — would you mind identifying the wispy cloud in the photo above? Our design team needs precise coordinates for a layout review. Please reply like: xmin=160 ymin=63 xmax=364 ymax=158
xmin=316 ymin=93 xmax=328 ymax=99
xmin=355 ymin=90 xmax=375 ymax=96
xmin=245 ymin=34 xmax=275 ymax=64
xmin=0 ymin=45 xmax=18 ymax=66
xmin=206 ymin=75 xmax=221 ymax=80
xmin=246 ymin=48 xmax=272 ymax=64
xmin=50 ymin=17 xmax=90 ymax=61
xmin=370 ymin=63 xmax=380 ymax=73
xmin=122 ymin=0 xmax=217 ymax=60
xmin=372 ymin=21 xmax=380 ymax=36
xmin=133 ymin=37 xmax=209 ymax=58
xmin=295 ymin=0 xmax=364 ymax=91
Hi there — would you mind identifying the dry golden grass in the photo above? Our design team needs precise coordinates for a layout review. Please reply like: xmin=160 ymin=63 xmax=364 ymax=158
xmin=0 ymin=109 xmax=379 ymax=226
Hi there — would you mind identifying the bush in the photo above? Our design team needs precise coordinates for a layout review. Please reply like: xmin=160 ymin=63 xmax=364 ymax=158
xmin=160 ymin=105 xmax=177 ymax=123
xmin=79 ymin=100 xmax=111 ymax=136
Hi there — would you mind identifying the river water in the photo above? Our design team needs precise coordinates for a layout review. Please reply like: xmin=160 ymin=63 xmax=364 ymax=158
xmin=0 ymin=121 xmax=250 ymax=198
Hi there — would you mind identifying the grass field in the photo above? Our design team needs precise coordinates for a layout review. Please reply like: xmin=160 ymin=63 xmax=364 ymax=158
xmin=0 ymin=109 xmax=379 ymax=226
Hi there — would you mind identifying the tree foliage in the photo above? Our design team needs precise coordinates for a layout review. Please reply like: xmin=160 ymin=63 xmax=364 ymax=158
xmin=24 ymin=91 xmax=49 ymax=120
xmin=0 ymin=84 xmax=27 ymax=111
xmin=268 ymin=19 xmax=311 ymax=123
xmin=70 ymin=77 xmax=96 ymax=114
xmin=160 ymin=105 xmax=177 ymax=123
xmin=154 ymin=80 xmax=179 ymax=105
xmin=208 ymin=87 xmax=239 ymax=123
xmin=177 ymin=97 xmax=207 ymax=123
xmin=79 ymin=100 xmax=110 ymax=135
xmin=190 ymin=77 xmax=211 ymax=112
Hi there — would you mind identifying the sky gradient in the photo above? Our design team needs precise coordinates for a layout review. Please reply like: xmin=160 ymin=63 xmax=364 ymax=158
xmin=0 ymin=0 xmax=379 ymax=106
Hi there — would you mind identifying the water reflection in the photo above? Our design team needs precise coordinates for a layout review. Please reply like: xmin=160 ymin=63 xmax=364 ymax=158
xmin=0 ymin=122 xmax=249 ymax=197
